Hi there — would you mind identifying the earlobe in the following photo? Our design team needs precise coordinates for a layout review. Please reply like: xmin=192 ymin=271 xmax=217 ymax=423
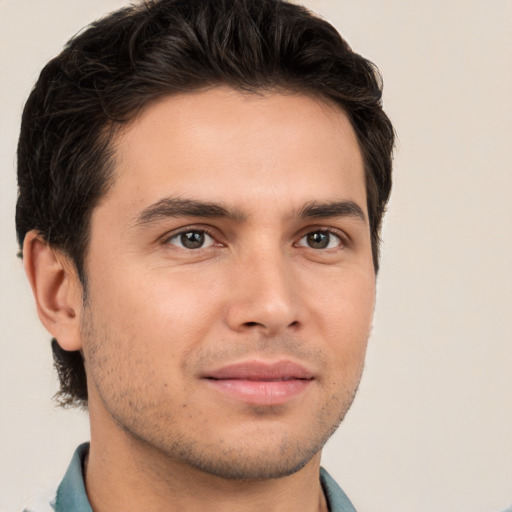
xmin=23 ymin=230 xmax=83 ymax=351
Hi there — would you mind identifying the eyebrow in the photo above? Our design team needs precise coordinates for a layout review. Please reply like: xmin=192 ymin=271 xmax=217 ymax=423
xmin=298 ymin=200 xmax=367 ymax=223
xmin=132 ymin=196 xmax=366 ymax=229
xmin=132 ymin=197 xmax=247 ymax=227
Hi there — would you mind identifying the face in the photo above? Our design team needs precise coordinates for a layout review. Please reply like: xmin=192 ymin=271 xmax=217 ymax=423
xmin=80 ymin=87 xmax=375 ymax=480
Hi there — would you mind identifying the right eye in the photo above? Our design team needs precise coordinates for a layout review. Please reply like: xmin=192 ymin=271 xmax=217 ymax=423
xmin=166 ymin=230 xmax=216 ymax=250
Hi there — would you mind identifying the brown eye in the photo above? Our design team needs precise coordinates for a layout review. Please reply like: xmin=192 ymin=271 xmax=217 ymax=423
xmin=297 ymin=231 xmax=342 ymax=249
xmin=168 ymin=230 xmax=214 ymax=249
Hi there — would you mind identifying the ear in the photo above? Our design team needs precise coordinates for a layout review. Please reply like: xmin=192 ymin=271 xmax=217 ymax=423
xmin=23 ymin=230 xmax=84 ymax=351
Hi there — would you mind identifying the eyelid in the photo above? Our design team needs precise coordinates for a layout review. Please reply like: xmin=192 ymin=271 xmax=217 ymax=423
xmin=158 ymin=223 xmax=350 ymax=250
xmin=160 ymin=225 xmax=224 ymax=248
xmin=294 ymin=226 xmax=350 ymax=247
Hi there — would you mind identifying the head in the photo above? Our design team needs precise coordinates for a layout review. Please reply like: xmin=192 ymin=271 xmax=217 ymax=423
xmin=17 ymin=0 xmax=394 ymax=477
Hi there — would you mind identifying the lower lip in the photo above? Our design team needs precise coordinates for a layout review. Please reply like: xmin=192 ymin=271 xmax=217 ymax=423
xmin=204 ymin=379 xmax=311 ymax=406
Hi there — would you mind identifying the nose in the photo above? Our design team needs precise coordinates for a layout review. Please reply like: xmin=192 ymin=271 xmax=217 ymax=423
xmin=225 ymin=250 xmax=303 ymax=336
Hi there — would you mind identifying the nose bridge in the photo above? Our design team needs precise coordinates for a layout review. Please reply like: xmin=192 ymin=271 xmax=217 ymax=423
xmin=226 ymin=241 xmax=301 ymax=334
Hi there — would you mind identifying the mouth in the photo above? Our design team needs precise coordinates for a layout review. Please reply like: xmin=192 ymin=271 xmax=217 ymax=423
xmin=202 ymin=360 xmax=314 ymax=406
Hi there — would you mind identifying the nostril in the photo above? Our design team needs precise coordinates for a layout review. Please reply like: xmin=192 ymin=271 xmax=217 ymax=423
xmin=242 ymin=320 xmax=300 ymax=330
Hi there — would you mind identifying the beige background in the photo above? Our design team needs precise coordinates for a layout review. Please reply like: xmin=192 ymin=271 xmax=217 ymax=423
xmin=1 ymin=1 xmax=511 ymax=511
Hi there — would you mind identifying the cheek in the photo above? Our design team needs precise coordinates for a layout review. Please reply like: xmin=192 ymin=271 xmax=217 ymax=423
xmin=85 ymin=264 xmax=225 ymax=356
xmin=307 ymin=269 xmax=375 ymax=358
xmin=313 ymin=276 xmax=374 ymax=403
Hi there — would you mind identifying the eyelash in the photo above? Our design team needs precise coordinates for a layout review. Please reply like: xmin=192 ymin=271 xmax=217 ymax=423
xmin=161 ymin=226 xmax=221 ymax=250
xmin=294 ymin=228 xmax=348 ymax=250
xmin=161 ymin=226 xmax=349 ymax=251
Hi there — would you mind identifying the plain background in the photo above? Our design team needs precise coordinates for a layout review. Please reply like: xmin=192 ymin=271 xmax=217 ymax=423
xmin=1 ymin=1 xmax=511 ymax=511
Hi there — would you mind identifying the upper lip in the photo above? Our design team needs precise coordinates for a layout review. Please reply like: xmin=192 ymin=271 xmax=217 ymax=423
xmin=202 ymin=360 xmax=315 ymax=381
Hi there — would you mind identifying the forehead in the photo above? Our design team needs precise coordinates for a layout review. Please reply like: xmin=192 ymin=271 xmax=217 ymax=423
xmin=103 ymin=87 xmax=366 ymax=216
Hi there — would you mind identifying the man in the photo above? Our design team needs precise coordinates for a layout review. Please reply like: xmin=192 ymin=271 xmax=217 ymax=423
xmin=16 ymin=0 xmax=394 ymax=510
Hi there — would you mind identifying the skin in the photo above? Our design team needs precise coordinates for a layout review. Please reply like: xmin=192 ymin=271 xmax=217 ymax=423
xmin=25 ymin=87 xmax=376 ymax=512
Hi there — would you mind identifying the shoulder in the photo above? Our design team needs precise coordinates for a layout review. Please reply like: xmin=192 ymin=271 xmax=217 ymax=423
xmin=22 ymin=442 xmax=91 ymax=512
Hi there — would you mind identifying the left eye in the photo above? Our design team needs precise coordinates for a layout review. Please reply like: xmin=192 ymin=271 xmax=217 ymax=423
xmin=297 ymin=231 xmax=342 ymax=250
xmin=167 ymin=230 xmax=216 ymax=250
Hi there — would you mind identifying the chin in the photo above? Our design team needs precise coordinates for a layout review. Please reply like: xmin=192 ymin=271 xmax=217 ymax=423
xmin=152 ymin=409 xmax=346 ymax=481
xmin=177 ymin=441 xmax=322 ymax=481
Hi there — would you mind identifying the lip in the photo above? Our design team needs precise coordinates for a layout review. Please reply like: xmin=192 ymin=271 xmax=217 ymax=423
xmin=202 ymin=360 xmax=314 ymax=406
